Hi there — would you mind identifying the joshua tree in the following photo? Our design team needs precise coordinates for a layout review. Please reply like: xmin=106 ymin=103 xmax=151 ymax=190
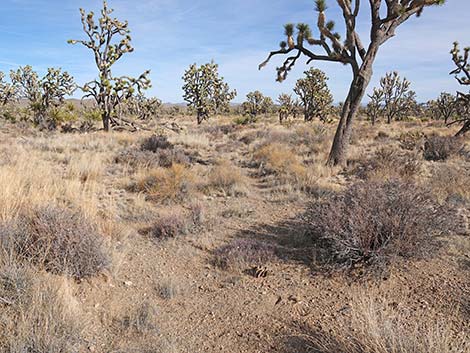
xmin=432 ymin=92 xmax=457 ymax=124
xmin=366 ymin=88 xmax=384 ymax=125
xmin=123 ymin=95 xmax=162 ymax=120
xmin=294 ymin=68 xmax=333 ymax=122
xmin=260 ymin=0 xmax=445 ymax=166
xmin=449 ymin=42 xmax=470 ymax=136
xmin=182 ymin=62 xmax=236 ymax=124
xmin=10 ymin=66 xmax=75 ymax=126
xmin=277 ymin=93 xmax=297 ymax=123
xmin=241 ymin=90 xmax=274 ymax=121
xmin=0 ymin=72 xmax=18 ymax=107
xmin=369 ymin=72 xmax=417 ymax=124
xmin=68 ymin=1 xmax=151 ymax=131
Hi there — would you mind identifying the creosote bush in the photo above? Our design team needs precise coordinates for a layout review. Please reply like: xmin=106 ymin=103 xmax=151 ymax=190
xmin=423 ymin=135 xmax=463 ymax=161
xmin=0 ymin=206 xmax=110 ymax=279
xmin=307 ymin=180 xmax=449 ymax=273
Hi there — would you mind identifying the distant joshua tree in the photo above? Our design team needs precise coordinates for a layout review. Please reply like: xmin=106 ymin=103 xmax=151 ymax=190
xmin=449 ymin=42 xmax=470 ymax=135
xmin=366 ymin=71 xmax=417 ymax=125
xmin=260 ymin=0 xmax=446 ymax=166
xmin=241 ymin=91 xmax=274 ymax=122
xmin=0 ymin=72 xmax=18 ymax=107
xmin=68 ymin=0 xmax=151 ymax=131
xmin=277 ymin=93 xmax=298 ymax=123
xmin=294 ymin=68 xmax=333 ymax=122
xmin=182 ymin=62 xmax=236 ymax=124
xmin=10 ymin=66 xmax=75 ymax=126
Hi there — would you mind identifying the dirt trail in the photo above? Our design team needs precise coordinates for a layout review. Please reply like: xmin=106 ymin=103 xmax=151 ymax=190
xmin=75 ymin=125 xmax=469 ymax=352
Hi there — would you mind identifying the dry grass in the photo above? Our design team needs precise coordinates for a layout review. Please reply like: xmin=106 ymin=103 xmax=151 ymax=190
xmin=132 ymin=163 xmax=195 ymax=203
xmin=0 ymin=269 xmax=85 ymax=352
xmin=206 ymin=160 xmax=248 ymax=196
xmin=303 ymin=290 xmax=469 ymax=353
xmin=426 ymin=162 xmax=470 ymax=204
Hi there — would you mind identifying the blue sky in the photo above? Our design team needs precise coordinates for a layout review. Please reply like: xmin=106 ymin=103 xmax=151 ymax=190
xmin=0 ymin=0 xmax=469 ymax=103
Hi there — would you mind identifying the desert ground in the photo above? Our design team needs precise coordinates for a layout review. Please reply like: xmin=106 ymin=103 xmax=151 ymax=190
xmin=0 ymin=114 xmax=468 ymax=352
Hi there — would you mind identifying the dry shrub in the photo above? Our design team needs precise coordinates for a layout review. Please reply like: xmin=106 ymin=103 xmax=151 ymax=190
xmin=398 ymin=130 xmax=425 ymax=151
xmin=307 ymin=180 xmax=448 ymax=272
xmin=423 ymin=135 xmax=463 ymax=161
xmin=427 ymin=163 xmax=470 ymax=204
xmin=0 ymin=205 xmax=110 ymax=279
xmin=133 ymin=163 xmax=195 ymax=203
xmin=304 ymin=291 xmax=468 ymax=353
xmin=207 ymin=161 xmax=248 ymax=196
xmin=213 ymin=238 xmax=276 ymax=270
xmin=140 ymin=134 xmax=173 ymax=152
xmin=356 ymin=147 xmax=422 ymax=181
xmin=151 ymin=203 xmax=204 ymax=239
xmin=119 ymin=301 xmax=158 ymax=335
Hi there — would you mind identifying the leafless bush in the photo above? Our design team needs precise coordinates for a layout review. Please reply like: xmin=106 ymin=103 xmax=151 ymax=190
xmin=423 ymin=135 xmax=463 ymax=161
xmin=213 ymin=239 xmax=276 ymax=270
xmin=0 ymin=206 xmax=110 ymax=279
xmin=115 ymin=144 xmax=191 ymax=169
xmin=307 ymin=181 xmax=449 ymax=273
xmin=119 ymin=301 xmax=158 ymax=335
xmin=151 ymin=204 xmax=204 ymax=239
xmin=355 ymin=147 xmax=422 ymax=181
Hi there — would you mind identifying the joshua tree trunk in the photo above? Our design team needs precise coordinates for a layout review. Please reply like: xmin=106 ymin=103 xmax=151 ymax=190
xmin=327 ymin=47 xmax=377 ymax=166
xmin=102 ymin=112 xmax=110 ymax=131
xmin=455 ymin=120 xmax=470 ymax=136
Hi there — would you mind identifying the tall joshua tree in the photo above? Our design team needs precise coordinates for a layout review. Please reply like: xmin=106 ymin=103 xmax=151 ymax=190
xmin=260 ymin=0 xmax=445 ymax=166
xmin=68 ymin=1 xmax=151 ymax=131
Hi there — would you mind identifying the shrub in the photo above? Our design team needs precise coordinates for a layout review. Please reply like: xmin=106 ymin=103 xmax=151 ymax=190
xmin=213 ymin=239 xmax=276 ymax=270
xmin=0 ymin=206 xmax=110 ymax=279
xmin=423 ymin=135 xmax=463 ymax=161
xmin=151 ymin=212 xmax=189 ymax=239
xmin=151 ymin=203 xmax=204 ymax=239
xmin=398 ymin=130 xmax=424 ymax=151
xmin=133 ymin=163 xmax=194 ymax=203
xmin=140 ymin=134 xmax=173 ymax=152
xmin=307 ymin=181 xmax=448 ymax=272
xmin=355 ymin=147 xmax=422 ymax=181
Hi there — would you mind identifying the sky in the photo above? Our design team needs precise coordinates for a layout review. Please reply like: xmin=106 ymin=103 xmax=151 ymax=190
xmin=0 ymin=0 xmax=469 ymax=103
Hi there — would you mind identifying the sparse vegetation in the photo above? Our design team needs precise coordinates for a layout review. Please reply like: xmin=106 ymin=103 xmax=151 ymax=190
xmin=0 ymin=1 xmax=468 ymax=352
